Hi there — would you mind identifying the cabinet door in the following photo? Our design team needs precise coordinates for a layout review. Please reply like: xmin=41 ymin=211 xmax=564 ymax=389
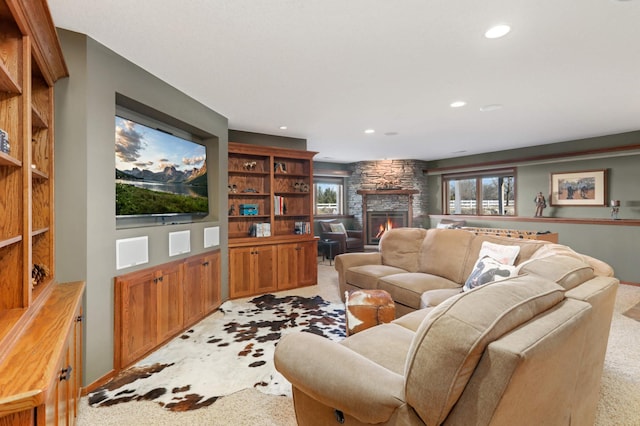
xmin=117 ymin=271 xmax=158 ymax=368
xmin=182 ymin=256 xmax=205 ymax=327
xmin=157 ymin=264 xmax=183 ymax=341
xmin=72 ymin=308 xmax=83 ymax=421
xmin=202 ymin=251 xmax=221 ymax=314
xmin=229 ymin=247 xmax=254 ymax=298
xmin=297 ymin=240 xmax=318 ymax=287
xmin=277 ymin=243 xmax=298 ymax=290
xmin=254 ymin=245 xmax=278 ymax=293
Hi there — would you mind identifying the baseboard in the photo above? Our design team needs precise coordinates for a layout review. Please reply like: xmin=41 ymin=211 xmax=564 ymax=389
xmin=621 ymin=281 xmax=640 ymax=287
xmin=82 ymin=369 xmax=116 ymax=395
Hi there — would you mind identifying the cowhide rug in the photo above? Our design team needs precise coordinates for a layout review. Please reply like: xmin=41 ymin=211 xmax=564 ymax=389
xmin=89 ymin=293 xmax=345 ymax=411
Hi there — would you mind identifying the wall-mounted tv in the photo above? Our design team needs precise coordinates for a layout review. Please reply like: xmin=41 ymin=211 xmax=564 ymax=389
xmin=115 ymin=115 xmax=208 ymax=218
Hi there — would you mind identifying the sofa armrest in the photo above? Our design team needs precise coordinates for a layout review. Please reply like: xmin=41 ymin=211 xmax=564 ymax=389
xmin=346 ymin=229 xmax=363 ymax=238
xmin=334 ymin=252 xmax=382 ymax=295
xmin=420 ymin=288 xmax=463 ymax=308
xmin=274 ymin=332 xmax=405 ymax=424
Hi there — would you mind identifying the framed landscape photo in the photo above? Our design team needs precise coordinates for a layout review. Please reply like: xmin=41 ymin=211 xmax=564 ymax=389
xmin=550 ymin=169 xmax=607 ymax=206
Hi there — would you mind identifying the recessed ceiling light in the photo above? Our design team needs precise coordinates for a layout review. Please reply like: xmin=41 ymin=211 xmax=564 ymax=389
xmin=450 ymin=101 xmax=466 ymax=108
xmin=479 ymin=104 xmax=504 ymax=112
xmin=485 ymin=24 xmax=511 ymax=39
xmin=279 ymin=125 xmax=287 ymax=130
xmin=364 ymin=129 xmax=375 ymax=134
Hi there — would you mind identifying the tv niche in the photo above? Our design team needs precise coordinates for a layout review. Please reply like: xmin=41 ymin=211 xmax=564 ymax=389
xmin=115 ymin=115 xmax=209 ymax=221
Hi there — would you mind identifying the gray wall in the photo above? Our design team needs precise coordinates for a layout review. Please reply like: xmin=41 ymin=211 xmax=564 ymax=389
xmin=426 ymin=131 xmax=640 ymax=283
xmin=55 ymin=30 xmax=229 ymax=386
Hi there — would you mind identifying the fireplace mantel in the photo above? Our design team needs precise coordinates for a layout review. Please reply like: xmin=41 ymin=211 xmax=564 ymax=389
xmin=357 ymin=189 xmax=419 ymax=196
xmin=358 ymin=189 xmax=419 ymax=245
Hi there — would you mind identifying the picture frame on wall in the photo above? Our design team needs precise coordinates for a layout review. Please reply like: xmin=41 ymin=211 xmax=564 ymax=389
xmin=550 ymin=169 xmax=607 ymax=206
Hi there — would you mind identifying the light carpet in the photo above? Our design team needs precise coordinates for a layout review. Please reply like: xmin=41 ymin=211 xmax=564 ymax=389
xmin=78 ymin=264 xmax=640 ymax=425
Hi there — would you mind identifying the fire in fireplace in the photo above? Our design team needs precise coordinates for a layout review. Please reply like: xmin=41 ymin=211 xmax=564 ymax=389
xmin=367 ymin=211 xmax=408 ymax=245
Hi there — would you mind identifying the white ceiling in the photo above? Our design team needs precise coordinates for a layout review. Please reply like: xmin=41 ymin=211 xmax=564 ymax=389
xmin=48 ymin=0 xmax=640 ymax=163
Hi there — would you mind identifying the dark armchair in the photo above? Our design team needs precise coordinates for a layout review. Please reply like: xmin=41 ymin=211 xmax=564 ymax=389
xmin=318 ymin=219 xmax=364 ymax=254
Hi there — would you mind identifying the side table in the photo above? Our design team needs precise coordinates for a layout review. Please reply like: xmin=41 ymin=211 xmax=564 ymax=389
xmin=318 ymin=239 xmax=339 ymax=265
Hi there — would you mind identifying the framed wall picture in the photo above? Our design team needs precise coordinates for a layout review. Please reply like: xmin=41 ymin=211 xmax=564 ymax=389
xmin=550 ymin=169 xmax=607 ymax=206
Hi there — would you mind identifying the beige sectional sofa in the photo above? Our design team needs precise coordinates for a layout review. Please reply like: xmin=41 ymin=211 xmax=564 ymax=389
xmin=274 ymin=227 xmax=618 ymax=425
xmin=335 ymin=227 xmax=613 ymax=316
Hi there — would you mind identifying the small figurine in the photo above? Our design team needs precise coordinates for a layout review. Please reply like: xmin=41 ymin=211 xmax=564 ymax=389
xmin=243 ymin=161 xmax=257 ymax=171
xmin=228 ymin=184 xmax=237 ymax=193
xmin=228 ymin=204 xmax=236 ymax=216
xmin=534 ymin=192 xmax=546 ymax=217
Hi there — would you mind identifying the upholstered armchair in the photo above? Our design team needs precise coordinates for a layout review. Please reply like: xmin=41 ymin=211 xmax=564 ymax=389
xmin=318 ymin=219 xmax=364 ymax=254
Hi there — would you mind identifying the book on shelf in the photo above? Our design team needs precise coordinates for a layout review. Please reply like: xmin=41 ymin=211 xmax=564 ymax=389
xmin=294 ymin=221 xmax=311 ymax=235
xmin=249 ymin=222 xmax=271 ymax=237
xmin=274 ymin=195 xmax=287 ymax=215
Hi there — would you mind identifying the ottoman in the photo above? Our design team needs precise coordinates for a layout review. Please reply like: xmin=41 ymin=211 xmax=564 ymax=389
xmin=345 ymin=289 xmax=395 ymax=335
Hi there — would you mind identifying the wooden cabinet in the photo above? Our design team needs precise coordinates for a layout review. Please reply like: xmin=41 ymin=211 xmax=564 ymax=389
xmin=183 ymin=251 xmax=221 ymax=327
xmin=277 ymin=240 xmax=318 ymax=290
xmin=229 ymin=245 xmax=278 ymax=298
xmin=0 ymin=282 xmax=84 ymax=426
xmin=115 ymin=261 xmax=183 ymax=369
xmin=228 ymin=142 xmax=318 ymax=297
xmin=114 ymin=251 xmax=221 ymax=370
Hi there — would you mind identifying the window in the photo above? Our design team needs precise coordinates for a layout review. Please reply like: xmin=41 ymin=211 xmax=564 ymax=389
xmin=314 ymin=177 xmax=345 ymax=215
xmin=444 ymin=169 xmax=515 ymax=216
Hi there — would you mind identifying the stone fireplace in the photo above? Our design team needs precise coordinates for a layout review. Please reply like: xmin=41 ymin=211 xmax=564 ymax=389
xmin=366 ymin=211 xmax=409 ymax=245
xmin=346 ymin=160 xmax=429 ymax=235
xmin=357 ymin=189 xmax=419 ymax=245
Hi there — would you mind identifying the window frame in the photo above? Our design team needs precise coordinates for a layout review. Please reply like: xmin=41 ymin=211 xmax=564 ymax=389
xmin=443 ymin=168 xmax=517 ymax=216
xmin=313 ymin=176 xmax=346 ymax=216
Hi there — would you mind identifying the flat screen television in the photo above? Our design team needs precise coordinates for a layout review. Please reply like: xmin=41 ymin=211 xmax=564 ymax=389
xmin=115 ymin=115 xmax=208 ymax=218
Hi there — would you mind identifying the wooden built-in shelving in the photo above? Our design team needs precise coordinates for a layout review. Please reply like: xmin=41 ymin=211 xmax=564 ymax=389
xmin=1 ymin=1 xmax=78 ymax=424
xmin=227 ymin=142 xmax=318 ymax=298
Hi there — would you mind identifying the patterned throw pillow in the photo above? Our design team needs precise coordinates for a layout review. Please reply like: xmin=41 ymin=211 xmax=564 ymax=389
xmin=478 ymin=241 xmax=520 ymax=266
xmin=463 ymin=256 xmax=517 ymax=292
xmin=329 ymin=222 xmax=347 ymax=234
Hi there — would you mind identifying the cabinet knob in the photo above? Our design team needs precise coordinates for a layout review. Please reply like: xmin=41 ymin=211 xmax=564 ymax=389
xmin=76 ymin=315 xmax=83 ymax=322
xmin=203 ymin=261 xmax=209 ymax=266
xmin=60 ymin=365 xmax=72 ymax=381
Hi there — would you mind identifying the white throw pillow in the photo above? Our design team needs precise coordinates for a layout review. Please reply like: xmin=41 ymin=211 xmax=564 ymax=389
xmin=329 ymin=222 xmax=347 ymax=234
xmin=463 ymin=256 xmax=517 ymax=292
xmin=478 ymin=241 xmax=520 ymax=266
xmin=436 ymin=223 xmax=454 ymax=229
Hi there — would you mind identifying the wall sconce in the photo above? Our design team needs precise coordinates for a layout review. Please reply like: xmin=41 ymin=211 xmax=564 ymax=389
xmin=610 ymin=200 xmax=621 ymax=220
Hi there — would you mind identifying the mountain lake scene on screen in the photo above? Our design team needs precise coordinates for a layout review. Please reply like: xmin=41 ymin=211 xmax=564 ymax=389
xmin=115 ymin=116 xmax=208 ymax=216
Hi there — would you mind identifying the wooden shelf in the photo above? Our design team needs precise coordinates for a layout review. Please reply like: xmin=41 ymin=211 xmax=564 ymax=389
xmin=31 ymin=167 xmax=48 ymax=180
xmin=31 ymin=227 xmax=49 ymax=237
xmin=228 ymin=192 xmax=270 ymax=196
xmin=0 ymin=235 xmax=23 ymax=249
xmin=31 ymin=104 xmax=48 ymax=129
xmin=430 ymin=215 xmax=640 ymax=227
xmin=0 ymin=61 xmax=22 ymax=94
xmin=229 ymin=170 xmax=270 ymax=176
xmin=0 ymin=151 xmax=21 ymax=167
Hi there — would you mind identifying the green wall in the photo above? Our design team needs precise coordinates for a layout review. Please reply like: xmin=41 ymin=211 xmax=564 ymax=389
xmin=426 ymin=131 xmax=640 ymax=283
xmin=55 ymin=30 xmax=229 ymax=386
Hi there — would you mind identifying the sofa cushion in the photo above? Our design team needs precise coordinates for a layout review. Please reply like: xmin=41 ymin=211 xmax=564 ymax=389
xmin=378 ymin=273 xmax=460 ymax=310
xmin=418 ymin=229 xmax=475 ymax=284
xmin=330 ymin=222 xmax=347 ymax=234
xmin=463 ymin=256 xmax=517 ymax=291
xmin=345 ymin=265 xmax=408 ymax=291
xmin=379 ymin=228 xmax=428 ymax=273
xmin=517 ymin=255 xmax=594 ymax=290
xmin=340 ymin=323 xmax=415 ymax=376
xmin=404 ymin=276 xmax=564 ymax=426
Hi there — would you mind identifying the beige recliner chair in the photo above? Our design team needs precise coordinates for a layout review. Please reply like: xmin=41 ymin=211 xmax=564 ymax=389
xmin=275 ymin=275 xmax=610 ymax=425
